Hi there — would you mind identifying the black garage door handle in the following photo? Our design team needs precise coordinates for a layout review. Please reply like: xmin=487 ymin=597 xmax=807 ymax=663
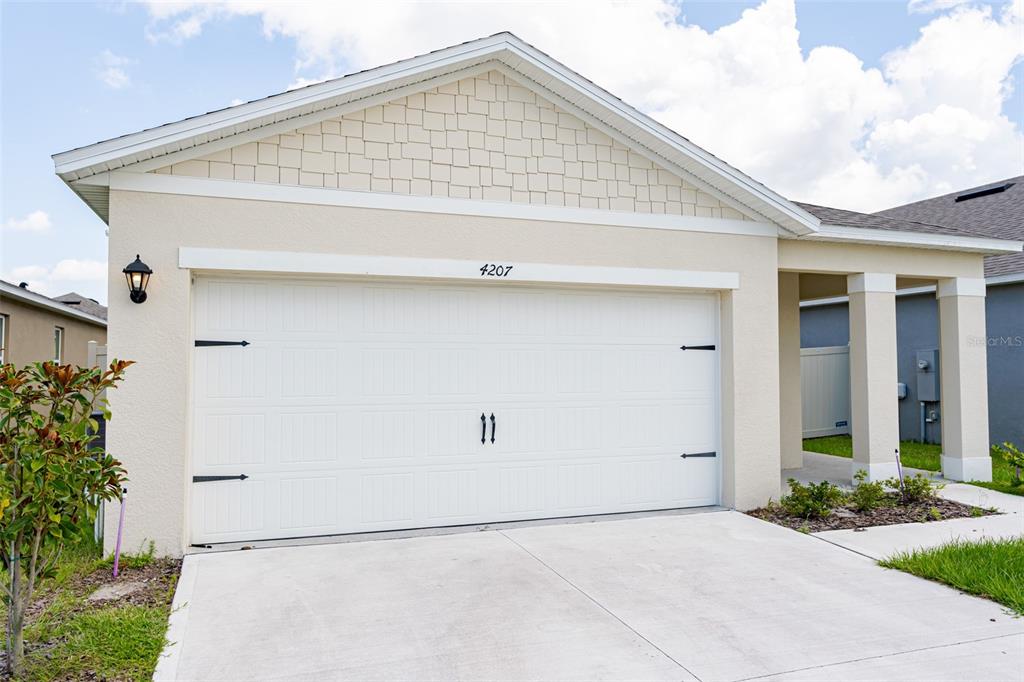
xmin=490 ymin=413 xmax=496 ymax=444
xmin=481 ymin=413 xmax=487 ymax=444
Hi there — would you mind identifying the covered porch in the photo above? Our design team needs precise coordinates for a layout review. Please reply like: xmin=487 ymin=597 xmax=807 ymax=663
xmin=777 ymin=237 xmax=995 ymax=487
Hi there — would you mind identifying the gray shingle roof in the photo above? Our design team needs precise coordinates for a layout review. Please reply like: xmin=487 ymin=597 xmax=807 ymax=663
xmin=874 ymin=177 xmax=1024 ymax=277
xmin=794 ymin=202 xmax=982 ymax=239
xmin=53 ymin=292 xmax=108 ymax=320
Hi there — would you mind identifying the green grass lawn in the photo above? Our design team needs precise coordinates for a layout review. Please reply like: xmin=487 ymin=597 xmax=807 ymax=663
xmin=0 ymin=540 xmax=177 ymax=681
xmin=803 ymin=435 xmax=1024 ymax=496
xmin=880 ymin=537 xmax=1024 ymax=615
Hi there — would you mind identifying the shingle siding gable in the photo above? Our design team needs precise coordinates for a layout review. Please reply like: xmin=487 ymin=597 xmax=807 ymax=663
xmin=154 ymin=71 xmax=748 ymax=220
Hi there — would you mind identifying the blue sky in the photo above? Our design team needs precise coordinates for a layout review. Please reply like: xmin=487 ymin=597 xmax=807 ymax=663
xmin=2 ymin=0 xmax=1022 ymax=304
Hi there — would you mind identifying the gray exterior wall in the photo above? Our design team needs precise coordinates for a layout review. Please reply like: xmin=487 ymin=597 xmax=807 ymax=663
xmin=800 ymin=282 xmax=1024 ymax=447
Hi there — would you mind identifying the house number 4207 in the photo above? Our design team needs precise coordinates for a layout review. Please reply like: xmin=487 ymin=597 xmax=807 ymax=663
xmin=479 ymin=263 xmax=514 ymax=277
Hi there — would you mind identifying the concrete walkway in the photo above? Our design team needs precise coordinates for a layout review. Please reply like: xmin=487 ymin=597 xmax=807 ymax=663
xmin=155 ymin=511 xmax=1023 ymax=681
xmin=815 ymin=482 xmax=1024 ymax=560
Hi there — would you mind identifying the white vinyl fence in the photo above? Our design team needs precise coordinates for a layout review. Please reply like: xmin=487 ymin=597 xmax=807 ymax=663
xmin=801 ymin=345 xmax=851 ymax=438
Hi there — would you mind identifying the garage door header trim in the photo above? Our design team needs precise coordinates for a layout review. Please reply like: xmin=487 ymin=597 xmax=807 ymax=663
xmin=179 ymin=247 xmax=740 ymax=290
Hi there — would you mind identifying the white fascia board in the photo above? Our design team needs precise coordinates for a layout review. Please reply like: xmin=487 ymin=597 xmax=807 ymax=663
xmin=0 ymin=280 xmax=107 ymax=326
xmin=108 ymin=171 xmax=778 ymax=238
xmin=986 ymin=272 xmax=1024 ymax=286
xmin=53 ymin=32 xmax=818 ymax=236
xmin=807 ymin=224 xmax=1023 ymax=254
xmin=179 ymin=247 xmax=741 ymax=291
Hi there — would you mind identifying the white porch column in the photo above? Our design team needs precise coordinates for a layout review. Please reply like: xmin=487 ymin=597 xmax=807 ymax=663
xmin=848 ymin=273 xmax=900 ymax=480
xmin=779 ymin=272 xmax=803 ymax=469
xmin=937 ymin=277 xmax=992 ymax=481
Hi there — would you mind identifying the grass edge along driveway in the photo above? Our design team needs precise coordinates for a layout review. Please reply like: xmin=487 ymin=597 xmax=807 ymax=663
xmin=803 ymin=435 xmax=1023 ymax=497
xmin=880 ymin=537 xmax=1024 ymax=616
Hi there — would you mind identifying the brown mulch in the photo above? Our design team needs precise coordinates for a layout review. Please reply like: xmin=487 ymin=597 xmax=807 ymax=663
xmin=748 ymin=495 xmax=998 ymax=532
xmin=24 ymin=557 xmax=181 ymax=621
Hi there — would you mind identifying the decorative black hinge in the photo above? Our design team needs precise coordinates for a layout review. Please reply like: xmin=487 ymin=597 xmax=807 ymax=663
xmin=195 ymin=340 xmax=250 ymax=347
xmin=679 ymin=452 xmax=717 ymax=458
xmin=680 ymin=344 xmax=716 ymax=351
xmin=193 ymin=474 xmax=249 ymax=482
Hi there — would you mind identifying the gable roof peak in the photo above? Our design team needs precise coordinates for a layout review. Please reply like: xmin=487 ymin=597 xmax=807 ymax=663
xmin=53 ymin=32 xmax=819 ymax=235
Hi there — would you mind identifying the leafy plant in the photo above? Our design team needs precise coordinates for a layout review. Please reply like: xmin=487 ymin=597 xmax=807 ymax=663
xmin=850 ymin=470 xmax=888 ymax=512
xmin=991 ymin=442 xmax=1024 ymax=484
xmin=885 ymin=472 xmax=937 ymax=504
xmin=927 ymin=507 xmax=942 ymax=521
xmin=0 ymin=360 xmax=131 ymax=678
xmin=780 ymin=479 xmax=845 ymax=519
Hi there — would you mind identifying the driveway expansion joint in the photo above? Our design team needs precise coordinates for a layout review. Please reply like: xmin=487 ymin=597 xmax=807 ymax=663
xmin=497 ymin=529 xmax=703 ymax=682
xmin=732 ymin=631 xmax=1024 ymax=682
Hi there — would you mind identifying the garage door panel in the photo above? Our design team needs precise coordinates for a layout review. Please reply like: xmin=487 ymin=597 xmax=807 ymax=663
xmin=195 ymin=412 xmax=267 ymax=467
xmin=279 ymin=411 xmax=339 ymax=464
xmin=192 ymin=479 xmax=267 ymax=541
xmin=424 ymin=469 xmax=480 ymax=521
xmin=425 ymin=408 xmax=487 ymax=458
xmin=196 ymin=280 xmax=268 ymax=334
xmin=195 ymin=346 xmax=269 ymax=401
xmin=358 ymin=409 xmax=418 ymax=461
xmin=192 ymin=277 xmax=720 ymax=543
xmin=360 ymin=472 xmax=415 ymax=524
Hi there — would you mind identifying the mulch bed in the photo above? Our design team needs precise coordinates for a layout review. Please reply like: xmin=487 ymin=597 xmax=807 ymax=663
xmin=26 ymin=557 xmax=181 ymax=621
xmin=748 ymin=495 xmax=998 ymax=532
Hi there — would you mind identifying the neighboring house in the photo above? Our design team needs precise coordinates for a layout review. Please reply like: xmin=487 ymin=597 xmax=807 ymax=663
xmin=52 ymin=33 xmax=1020 ymax=557
xmin=801 ymin=178 xmax=1023 ymax=448
xmin=0 ymin=279 xmax=107 ymax=367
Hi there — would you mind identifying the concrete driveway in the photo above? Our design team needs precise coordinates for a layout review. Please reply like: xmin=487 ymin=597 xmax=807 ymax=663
xmin=156 ymin=511 xmax=1023 ymax=681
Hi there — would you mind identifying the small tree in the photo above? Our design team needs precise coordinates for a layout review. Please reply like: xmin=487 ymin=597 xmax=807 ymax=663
xmin=1 ymin=360 xmax=131 ymax=677
xmin=991 ymin=442 xmax=1024 ymax=484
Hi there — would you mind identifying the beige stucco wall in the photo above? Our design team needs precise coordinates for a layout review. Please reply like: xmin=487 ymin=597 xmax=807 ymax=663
xmin=155 ymin=70 xmax=748 ymax=220
xmin=938 ymin=289 xmax=991 ymax=477
xmin=777 ymin=272 xmax=802 ymax=469
xmin=779 ymin=240 xmax=985 ymax=279
xmin=0 ymin=295 xmax=106 ymax=367
xmin=105 ymin=188 xmax=781 ymax=556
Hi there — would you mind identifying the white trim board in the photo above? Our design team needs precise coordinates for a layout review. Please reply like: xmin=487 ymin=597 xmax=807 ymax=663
xmin=801 ymin=273 xmax=1016 ymax=308
xmin=807 ymin=224 xmax=1021 ymax=255
xmin=108 ymin=171 xmax=778 ymax=238
xmin=178 ymin=247 xmax=741 ymax=291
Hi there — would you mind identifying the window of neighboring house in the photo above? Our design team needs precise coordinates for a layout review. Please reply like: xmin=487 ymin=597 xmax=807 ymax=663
xmin=54 ymin=326 xmax=64 ymax=363
xmin=0 ymin=315 xmax=7 ymax=364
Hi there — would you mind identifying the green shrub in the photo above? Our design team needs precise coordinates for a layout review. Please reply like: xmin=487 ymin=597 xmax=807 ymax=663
xmin=850 ymin=470 xmax=888 ymax=512
xmin=991 ymin=442 xmax=1024 ymax=484
xmin=781 ymin=479 xmax=845 ymax=519
xmin=885 ymin=472 xmax=937 ymax=504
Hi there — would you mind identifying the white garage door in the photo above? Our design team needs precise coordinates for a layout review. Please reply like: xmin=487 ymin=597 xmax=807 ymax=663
xmin=190 ymin=276 xmax=720 ymax=544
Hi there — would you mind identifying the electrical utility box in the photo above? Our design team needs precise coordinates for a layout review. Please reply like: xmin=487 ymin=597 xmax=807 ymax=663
xmin=915 ymin=349 xmax=940 ymax=402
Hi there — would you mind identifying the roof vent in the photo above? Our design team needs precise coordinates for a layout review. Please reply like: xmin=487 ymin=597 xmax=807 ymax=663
xmin=18 ymin=282 xmax=28 ymax=289
xmin=955 ymin=182 xmax=1014 ymax=202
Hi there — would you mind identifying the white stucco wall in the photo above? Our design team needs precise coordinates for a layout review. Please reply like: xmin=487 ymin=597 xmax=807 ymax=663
xmin=104 ymin=189 xmax=782 ymax=556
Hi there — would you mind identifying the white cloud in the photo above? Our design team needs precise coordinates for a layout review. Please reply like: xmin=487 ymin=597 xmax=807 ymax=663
xmin=4 ymin=210 xmax=52 ymax=232
xmin=3 ymin=260 xmax=108 ymax=303
xmin=908 ymin=0 xmax=972 ymax=13
xmin=140 ymin=0 xmax=1024 ymax=211
xmin=96 ymin=49 xmax=134 ymax=89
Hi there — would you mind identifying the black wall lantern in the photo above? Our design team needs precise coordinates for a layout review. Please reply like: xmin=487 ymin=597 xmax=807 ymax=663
xmin=123 ymin=255 xmax=153 ymax=304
